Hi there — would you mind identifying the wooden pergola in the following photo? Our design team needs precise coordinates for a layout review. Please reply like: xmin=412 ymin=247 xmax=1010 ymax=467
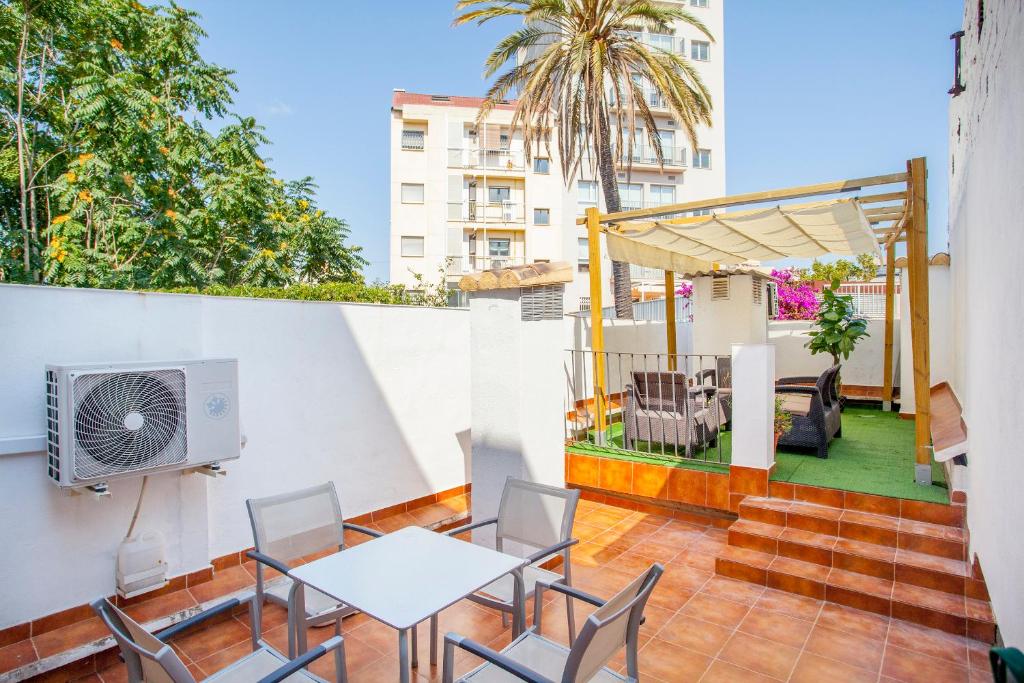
xmin=579 ymin=157 xmax=933 ymax=485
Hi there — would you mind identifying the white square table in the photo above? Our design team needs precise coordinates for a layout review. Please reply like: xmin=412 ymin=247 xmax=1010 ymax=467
xmin=288 ymin=525 xmax=527 ymax=683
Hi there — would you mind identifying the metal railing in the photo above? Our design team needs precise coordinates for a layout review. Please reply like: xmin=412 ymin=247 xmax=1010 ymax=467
xmin=565 ymin=350 xmax=730 ymax=463
xmin=614 ymin=144 xmax=687 ymax=167
xmin=447 ymin=148 xmax=525 ymax=171
xmin=447 ymin=255 xmax=526 ymax=274
xmin=447 ymin=201 xmax=525 ymax=223
xmin=626 ymin=31 xmax=686 ymax=54
xmin=832 ymin=283 xmax=901 ymax=319
xmin=608 ymin=87 xmax=669 ymax=110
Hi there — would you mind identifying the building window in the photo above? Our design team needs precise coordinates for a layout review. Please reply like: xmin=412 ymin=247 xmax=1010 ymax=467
xmin=578 ymin=180 xmax=599 ymax=209
xmin=488 ymin=238 xmax=510 ymax=257
xmin=534 ymin=208 xmax=551 ymax=225
xmin=578 ymin=237 xmax=590 ymax=272
xmin=691 ymin=0 xmax=708 ymax=7
xmin=488 ymin=186 xmax=511 ymax=203
xmin=401 ymin=129 xmax=424 ymax=150
xmin=691 ymin=208 xmax=711 ymax=217
xmin=401 ymin=236 xmax=424 ymax=257
xmin=533 ymin=157 xmax=550 ymax=174
xmin=691 ymin=40 xmax=710 ymax=61
xmin=400 ymin=183 xmax=424 ymax=204
xmin=618 ymin=182 xmax=643 ymax=210
xmin=693 ymin=148 xmax=712 ymax=169
xmin=650 ymin=184 xmax=676 ymax=206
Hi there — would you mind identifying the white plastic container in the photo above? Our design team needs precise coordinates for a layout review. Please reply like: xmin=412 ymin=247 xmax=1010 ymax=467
xmin=116 ymin=531 xmax=168 ymax=598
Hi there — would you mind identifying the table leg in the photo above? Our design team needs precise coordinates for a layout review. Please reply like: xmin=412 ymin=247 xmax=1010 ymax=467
xmin=398 ymin=628 xmax=411 ymax=683
xmin=430 ymin=614 xmax=438 ymax=667
xmin=411 ymin=620 xmax=419 ymax=668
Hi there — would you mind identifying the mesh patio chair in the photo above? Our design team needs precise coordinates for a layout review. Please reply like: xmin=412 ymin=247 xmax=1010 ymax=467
xmin=246 ymin=482 xmax=382 ymax=657
xmin=91 ymin=592 xmax=347 ymax=683
xmin=434 ymin=478 xmax=581 ymax=654
xmin=776 ymin=365 xmax=842 ymax=458
xmin=623 ymin=371 xmax=719 ymax=457
xmin=441 ymin=563 xmax=663 ymax=683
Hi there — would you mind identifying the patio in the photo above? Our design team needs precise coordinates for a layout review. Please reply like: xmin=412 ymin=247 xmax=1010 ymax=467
xmin=4 ymin=495 xmax=993 ymax=683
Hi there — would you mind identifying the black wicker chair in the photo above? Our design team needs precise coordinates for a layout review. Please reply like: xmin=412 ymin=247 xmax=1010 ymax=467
xmin=775 ymin=366 xmax=841 ymax=458
xmin=623 ymin=371 xmax=718 ymax=458
xmin=696 ymin=357 xmax=733 ymax=429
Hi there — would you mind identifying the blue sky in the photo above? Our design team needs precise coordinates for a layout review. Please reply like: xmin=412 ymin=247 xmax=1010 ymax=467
xmin=180 ymin=0 xmax=962 ymax=282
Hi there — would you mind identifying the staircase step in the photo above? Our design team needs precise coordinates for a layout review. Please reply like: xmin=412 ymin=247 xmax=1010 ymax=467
xmin=776 ymin=527 xmax=837 ymax=567
xmin=894 ymin=548 xmax=971 ymax=594
xmin=716 ymin=545 xmax=773 ymax=585
xmin=727 ymin=519 xmax=783 ymax=554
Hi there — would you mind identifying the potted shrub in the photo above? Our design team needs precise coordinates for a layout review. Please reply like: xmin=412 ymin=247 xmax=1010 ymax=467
xmin=774 ymin=396 xmax=793 ymax=451
xmin=805 ymin=278 xmax=870 ymax=396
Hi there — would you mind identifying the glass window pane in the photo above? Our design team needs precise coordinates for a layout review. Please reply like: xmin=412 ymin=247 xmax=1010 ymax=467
xmin=401 ymin=236 xmax=424 ymax=257
xmin=488 ymin=186 xmax=511 ymax=203
xmin=534 ymin=208 xmax=550 ymax=225
xmin=489 ymin=238 xmax=510 ymax=256
xmin=402 ymin=129 xmax=424 ymax=150
xmin=401 ymin=183 xmax=424 ymax=203
xmin=533 ymin=158 xmax=550 ymax=173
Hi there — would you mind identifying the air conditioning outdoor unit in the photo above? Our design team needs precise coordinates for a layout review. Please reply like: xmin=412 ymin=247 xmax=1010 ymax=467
xmin=45 ymin=358 xmax=240 ymax=490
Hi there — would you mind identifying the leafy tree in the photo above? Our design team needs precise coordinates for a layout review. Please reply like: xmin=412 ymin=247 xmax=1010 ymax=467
xmin=0 ymin=0 xmax=366 ymax=289
xmin=454 ymin=0 xmax=714 ymax=319
xmin=805 ymin=279 xmax=870 ymax=373
xmin=798 ymin=253 xmax=878 ymax=284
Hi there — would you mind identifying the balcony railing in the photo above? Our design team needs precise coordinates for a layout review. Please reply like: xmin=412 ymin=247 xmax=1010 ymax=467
xmin=626 ymin=31 xmax=686 ymax=55
xmin=608 ymin=87 xmax=669 ymax=110
xmin=617 ymin=144 xmax=687 ymax=167
xmin=448 ymin=201 xmax=525 ymax=223
xmin=447 ymin=255 xmax=527 ymax=275
xmin=447 ymin=148 xmax=525 ymax=171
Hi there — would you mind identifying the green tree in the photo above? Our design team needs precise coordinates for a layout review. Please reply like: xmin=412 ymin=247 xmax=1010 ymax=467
xmin=799 ymin=253 xmax=878 ymax=284
xmin=806 ymin=279 xmax=870 ymax=378
xmin=0 ymin=0 xmax=366 ymax=288
xmin=454 ymin=0 xmax=714 ymax=319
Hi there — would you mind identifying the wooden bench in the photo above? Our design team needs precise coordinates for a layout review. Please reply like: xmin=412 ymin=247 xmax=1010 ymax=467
xmin=930 ymin=382 xmax=968 ymax=462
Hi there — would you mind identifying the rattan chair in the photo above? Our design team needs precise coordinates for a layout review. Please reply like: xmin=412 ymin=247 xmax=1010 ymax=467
xmin=246 ymin=482 xmax=382 ymax=657
xmin=434 ymin=478 xmax=581 ymax=653
xmin=91 ymin=592 xmax=347 ymax=683
xmin=441 ymin=563 xmax=663 ymax=683
xmin=623 ymin=371 xmax=719 ymax=457
xmin=696 ymin=357 xmax=733 ymax=428
xmin=776 ymin=365 xmax=842 ymax=458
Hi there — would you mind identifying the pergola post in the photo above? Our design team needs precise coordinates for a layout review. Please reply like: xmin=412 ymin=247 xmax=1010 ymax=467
xmin=906 ymin=157 xmax=932 ymax=485
xmin=882 ymin=241 xmax=896 ymax=411
xmin=664 ymin=270 xmax=677 ymax=370
xmin=586 ymin=208 xmax=607 ymax=442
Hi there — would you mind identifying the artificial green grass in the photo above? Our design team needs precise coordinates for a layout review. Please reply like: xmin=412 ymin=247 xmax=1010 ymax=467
xmin=571 ymin=405 xmax=949 ymax=503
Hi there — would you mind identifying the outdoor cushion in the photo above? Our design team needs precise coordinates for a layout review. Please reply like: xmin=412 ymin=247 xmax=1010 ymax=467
xmin=778 ymin=393 xmax=812 ymax=417
xmin=462 ymin=632 xmax=626 ymax=683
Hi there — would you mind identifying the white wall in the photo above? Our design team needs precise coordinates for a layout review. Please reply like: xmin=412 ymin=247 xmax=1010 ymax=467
xmin=770 ymin=319 xmax=896 ymax=389
xmin=692 ymin=274 xmax=768 ymax=355
xmin=898 ymin=265 xmax=953 ymax=414
xmin=946 ymin=0 xmax=1024 ymax=645
xmin=0 ymin=284 xmax=471 ymax=628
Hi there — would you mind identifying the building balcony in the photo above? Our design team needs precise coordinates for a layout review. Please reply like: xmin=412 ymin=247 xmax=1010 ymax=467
xmin=447 ymin=147 xmax=525 ymax=172
xmin=446 ymin=254 xmax=527 ymax=275
xmin=448 ymin=201 xmax=526 ymax=224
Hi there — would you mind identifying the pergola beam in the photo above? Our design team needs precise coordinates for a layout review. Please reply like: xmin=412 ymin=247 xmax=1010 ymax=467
xmin=576 ymin=171 xmax=909 ymax=225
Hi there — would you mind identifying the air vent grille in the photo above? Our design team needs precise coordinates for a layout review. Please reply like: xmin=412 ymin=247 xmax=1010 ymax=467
xmin=46 ymin=370 xmax=60 ymax=482
xmin=711 ymin=276 xmax=730 ymax=301
xmin=752 ymin=276 xmax=764 ymax=304
xmin=72 ymin=369 xmax=187 ymax=480
xmin=521 ymin=284 xmax=565 ymax=321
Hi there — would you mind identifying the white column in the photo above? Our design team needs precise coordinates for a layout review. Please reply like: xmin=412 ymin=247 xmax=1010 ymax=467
xmin=469 ymin=289 xmax=567 ymax=544
xmin=731 ymin=343 xmax=776 ymax=470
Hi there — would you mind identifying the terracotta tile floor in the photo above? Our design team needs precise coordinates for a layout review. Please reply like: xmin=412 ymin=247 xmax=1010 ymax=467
xmin=66 ymin=497 xmax=991 ymax=682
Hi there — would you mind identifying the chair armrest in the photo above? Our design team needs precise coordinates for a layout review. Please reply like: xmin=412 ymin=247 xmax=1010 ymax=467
xmin=535 ymin=580 xmax=606 ymax=608
xmin=156 ymin=592 xmax=255 ymax=643
xmin=695 ymin=369 xmax=717 ymax=384
xmin=444 ymin=633 xmax=553 ymax=683
xmin=257 ymin=635 xmax=345 ymax=683
xmin=775 ymin=385 xmax=821 ymax=396
xmin=246 ymin=550 xmax=292 ymax=575
xmin=525 ymin=538 xmax=579 ymax=565
xmin=342 ymin=522 xmax=383 ymax=539
xmin=444 ymin=516 xmax=498 ymax=537
xmin=776 ymin=376 xmax=820 ymax=385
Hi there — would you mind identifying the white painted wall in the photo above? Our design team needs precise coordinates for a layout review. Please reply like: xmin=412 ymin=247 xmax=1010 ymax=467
xmin=0 ymin=284 xmax=471 ymax=628
xmin=770 ymin=319 xmax=896 ymax=389
xmin=898 ymin=265 xmax=953 ymax=414
xmin=946 ymin=0 xmax=1024 ymax=645
xmin=731 ymin=344 xmax=775 ymax=470
xmin=692 ymin=274 xmax=768 ymax=355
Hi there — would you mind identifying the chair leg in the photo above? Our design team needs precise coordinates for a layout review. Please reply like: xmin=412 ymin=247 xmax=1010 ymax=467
xmin=565 ymin=591 xmax=576 ymax=645
xmin=501 ymin=612 xmax=510 ymax=629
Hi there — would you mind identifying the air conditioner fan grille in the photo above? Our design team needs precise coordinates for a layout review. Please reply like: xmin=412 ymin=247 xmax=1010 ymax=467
xmin=72 ymin=370 xmax=187 ymax=480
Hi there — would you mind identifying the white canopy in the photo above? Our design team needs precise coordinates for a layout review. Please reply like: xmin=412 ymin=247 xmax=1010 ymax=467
xmin=605 ymin=198 xmax=881 ymax=273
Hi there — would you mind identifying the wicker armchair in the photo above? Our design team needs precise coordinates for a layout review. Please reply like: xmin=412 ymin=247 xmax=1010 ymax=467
xmin=775 ymin=366 xmax=842 ymax=459
xmin=623 ymin=371 xmax=718 ymax=458
xmin=696 ymin=357 xmax=732 ymax=428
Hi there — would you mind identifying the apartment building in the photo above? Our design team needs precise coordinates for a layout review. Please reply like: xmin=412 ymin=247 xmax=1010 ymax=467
xmin=389 ymin=0 xmax=725 ymax=308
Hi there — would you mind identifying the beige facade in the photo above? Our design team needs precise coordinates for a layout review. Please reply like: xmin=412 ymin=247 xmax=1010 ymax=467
xmin=389 ymin=0 xmax=725 ymax=308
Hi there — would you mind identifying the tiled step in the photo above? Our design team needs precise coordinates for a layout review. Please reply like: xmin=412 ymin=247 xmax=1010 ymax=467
xmin=727 ymin=518 xmax=971 ymax=595
xmin=714 ymin=544 xmax=998 ymax=643
xmin=738 ymin=497 xmax=966 ymax=560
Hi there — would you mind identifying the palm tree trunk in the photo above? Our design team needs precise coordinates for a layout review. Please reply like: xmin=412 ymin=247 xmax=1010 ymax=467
xmin=596 ymin=111 xmax=633 ymax=319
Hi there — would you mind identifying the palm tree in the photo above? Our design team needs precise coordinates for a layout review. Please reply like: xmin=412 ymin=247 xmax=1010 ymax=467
xmin=454 ymin=0 xmax=714 ymax=318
